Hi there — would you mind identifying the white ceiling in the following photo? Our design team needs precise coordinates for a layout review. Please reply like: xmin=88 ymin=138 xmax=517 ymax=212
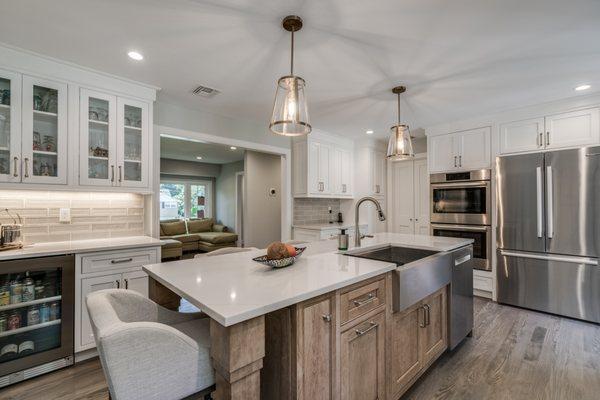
xmin=161 ymin=136 xmax=244 ymax=164
xmin=1 ymin=0 xmax=599 ymax=139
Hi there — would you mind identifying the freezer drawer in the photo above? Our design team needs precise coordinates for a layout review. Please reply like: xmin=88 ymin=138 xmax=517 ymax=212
xmin=497 ymin=250 xmax=600 ymax=323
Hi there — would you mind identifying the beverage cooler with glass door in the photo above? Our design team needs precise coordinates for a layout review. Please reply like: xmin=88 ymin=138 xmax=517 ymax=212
xmin=0 ymin=255 xmax=74 ymax=387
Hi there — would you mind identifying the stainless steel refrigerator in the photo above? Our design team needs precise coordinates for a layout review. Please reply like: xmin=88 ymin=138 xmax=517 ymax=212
xmin=496 ymin=147 xmax=600 ymax=323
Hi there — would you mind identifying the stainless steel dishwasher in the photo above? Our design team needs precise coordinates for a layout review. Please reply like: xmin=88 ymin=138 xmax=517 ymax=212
xmin=449 ymin=246 xmax=474 ymax=350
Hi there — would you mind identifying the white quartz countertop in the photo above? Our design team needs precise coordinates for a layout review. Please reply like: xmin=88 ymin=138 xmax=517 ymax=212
xmin=0 ymin=236 xmax=163 ymax=261
xmin=143 ymin=232 xmax=472 ymax=327
xmin=293 ymin=222 xmax=365 ymax=231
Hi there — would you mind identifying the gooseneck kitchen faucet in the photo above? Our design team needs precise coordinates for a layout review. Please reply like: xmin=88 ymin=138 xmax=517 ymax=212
xmin=354 ymin=196 xmax=386 ymax=247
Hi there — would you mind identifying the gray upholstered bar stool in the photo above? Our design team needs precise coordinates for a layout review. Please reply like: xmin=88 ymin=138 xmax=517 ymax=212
xmin=86 ymin=289 xmax=215 ymax=400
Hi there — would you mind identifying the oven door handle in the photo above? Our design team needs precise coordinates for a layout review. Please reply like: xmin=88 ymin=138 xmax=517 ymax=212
xmin=431 ymin=181 xmax=489 ymax=189
xmin=430 ymin=224 xmax=490 ymax=232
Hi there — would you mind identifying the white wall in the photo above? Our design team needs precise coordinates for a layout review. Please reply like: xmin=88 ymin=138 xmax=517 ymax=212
xmin=244 ymin=151 xmax=281 ymax=248
xmin=154 ymin=100 xmax=290 ymax=149
xmin=160 ymin=158 xmax=221 ymax=178
xmin=216 ymin=160 xmax=244 ymax=231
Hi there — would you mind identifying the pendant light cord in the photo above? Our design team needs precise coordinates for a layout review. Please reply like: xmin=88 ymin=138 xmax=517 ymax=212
xmin=397 ymin=92 xmax=401 ymax=125
xmin=290 ymin=29 xmax=295 ymax=76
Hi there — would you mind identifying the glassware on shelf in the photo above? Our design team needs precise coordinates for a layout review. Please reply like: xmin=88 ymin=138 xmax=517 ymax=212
xmin=22 ymin=277 xmax=34 ymax=302
xmin=9 ymin=280 xmax=22 ymax=304
xmin=49 ymin=302 xmax=60 ymax=321
xmin=39 ymin=303 xmax=50 ymax=323
xmin=0 ymin=283 xmax=9 ymax=306
xmin=27 ymin=305 xmax=40 ymax=326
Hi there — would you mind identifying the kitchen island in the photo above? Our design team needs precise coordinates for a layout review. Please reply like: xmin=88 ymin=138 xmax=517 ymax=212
xmin=143 ymin=233 xmax=473 ymax=400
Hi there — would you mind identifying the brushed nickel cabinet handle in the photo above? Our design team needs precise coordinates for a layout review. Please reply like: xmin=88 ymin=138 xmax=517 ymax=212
xmin=322 ymin=314 xmax=332 ymax=322
xmin=546 ymin=131 xmax=550 ymax=146
xmin=13 ymin=156 xmax=18 ymax=177
xmin=111 ymin=165 xmax=115 ymax=182
xmin=24 ymin=157 xmax=29 ymax=178
xmin=342 ymin=184 xmax=346 ymax=193
xmin=118 ymin=165 xmax=122 ymax=182
xmin=115 ymin=280 xmax=120 ymax=289
xmin=538 ymin=132 xmax=543 ymax=147
xmin=111 ymin=258 xmax=133 ymax=264
xmin=458 ymin=155 xmax=462 ymax=168
xmin=423 ymin=303 xmax=431 ymax=326
xmin=355 ymin=321 xmax=378 ymax=336
xmin=124 ymin=278 xmax=129 ymax=289
xmin=419 ymin=306 xmax=426 ymax=328
xmin=454 ymin=156 xmax=457 ymax=168
xmin=353 ymin=292 xmax=375 ymax=307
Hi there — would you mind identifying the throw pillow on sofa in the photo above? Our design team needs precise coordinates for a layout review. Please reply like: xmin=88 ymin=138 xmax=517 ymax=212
xmin=187 ymin=218 xmax=214 ymax=233
xmin=160 ymin=220 xmax=187 ymax=236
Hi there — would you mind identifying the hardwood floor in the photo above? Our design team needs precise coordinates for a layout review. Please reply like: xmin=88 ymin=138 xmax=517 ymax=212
xmin=403 ymin=297 xmax=600 ymax=400
xmin=2 ymin=298 xmax=600 ymax=400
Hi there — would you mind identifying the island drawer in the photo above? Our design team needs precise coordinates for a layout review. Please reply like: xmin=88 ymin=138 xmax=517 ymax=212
xmin=339 ymin=277 xmax=386 ymax=325
xmin=80 ymin=248 xmax=159 ymax=275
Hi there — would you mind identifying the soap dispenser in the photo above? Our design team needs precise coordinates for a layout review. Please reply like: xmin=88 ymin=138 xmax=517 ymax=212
xmin=338 ymin=229 xmax=349 ymax=251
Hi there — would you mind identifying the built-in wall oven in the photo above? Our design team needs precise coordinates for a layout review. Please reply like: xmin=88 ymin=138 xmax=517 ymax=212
xmin=430 ymin=169 xmax=491 ymax=225
xmin=430 ymin=169 xmax=492 ymax=271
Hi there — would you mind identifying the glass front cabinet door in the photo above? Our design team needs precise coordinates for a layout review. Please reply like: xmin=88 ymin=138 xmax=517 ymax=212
xmin=21 ymin=75 xmax=68 ymax=184
xmin=0 ymin=69 xmax=21 ymax=183
xmin=79 ymin=89 xmax=117 ymax=186
xmin=117 ymin=98 xmax=148 ymax=188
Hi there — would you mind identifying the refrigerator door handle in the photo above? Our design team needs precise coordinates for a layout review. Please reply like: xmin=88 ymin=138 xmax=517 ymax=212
xmin=536 ymin=167 xmax=543 ymax=238
xmin=546 ymin=166 xmax=553 ymax=238
xmin=499 ymin=250 xmax=598 ymax=266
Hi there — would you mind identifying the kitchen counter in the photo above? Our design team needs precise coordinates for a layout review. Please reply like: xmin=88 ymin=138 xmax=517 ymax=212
xmin=143 ymin=232 xmax=471 ymax=326
xmin=0 ymin=236 xmax=163 ymax=261
xmin=292 ymin=222 xmax=365 ymax=230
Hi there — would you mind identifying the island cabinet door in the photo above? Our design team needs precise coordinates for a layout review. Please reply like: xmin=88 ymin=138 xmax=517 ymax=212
xmin=388 ymin=301 xmax=422 ymax=398
xmin=340 ymin=311 xmax=386 ymax=400
xmin=295 ymin=294 xmax=335 ymax=400
xmin=419 ymin=286 xmax=448 ymax=367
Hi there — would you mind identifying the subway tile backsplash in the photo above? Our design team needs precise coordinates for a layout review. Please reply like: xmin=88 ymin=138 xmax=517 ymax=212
xmin=293 ymin=198 xmax=341 ymax=225
xmin=0 ymin=190 xmax=145 ymax=244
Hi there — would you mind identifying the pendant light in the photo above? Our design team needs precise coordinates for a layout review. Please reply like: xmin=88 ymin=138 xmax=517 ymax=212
xmin=269 ymin=15 xmax=311 ymax=136
xmin=386 ymin=86 xmax=414 ymax=160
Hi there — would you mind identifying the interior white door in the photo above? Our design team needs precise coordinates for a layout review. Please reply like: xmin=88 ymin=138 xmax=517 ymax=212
xmin=413 ymin=158 xmax=430 ymax=235
xmin=79 ymin=273 xmax=121 ymax=351
xmin=21 ymin=75 xmax=68 ymax=184
xmin=455 ymin=127 xmax=491 ymax=170
xmin=499 ymin=118 xmax=545 ymax=154
xmin=428 ymin=134 xmax=456 ymax=172
xmin=122 ymin=270 xmax=149 ymax=297
xmin=390 ymin=161 xmax=414 ymax=233
xmin=0 ymin=68 xmax=22 ymax=183
xmin=545 ymin=108 xmax=600 ymax=149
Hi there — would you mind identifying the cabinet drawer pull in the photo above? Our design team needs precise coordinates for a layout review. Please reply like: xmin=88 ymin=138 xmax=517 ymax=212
xmin=342 ymin=184 xmax=346 ymax=193
xmin=353 ymin=292 xmax=375 ymax=307
xmin=24 ymin=157 xmax=29 ymax=178
xmin=115 ymin=280 xmax=120 ymax=289
xmin=458 ymin=155 xmax=462 ymax=168
xmin=118 ymin=165 xmax=122 ymax=182
xmin=355 ymin=321 xmax=378 ymax=336
xmin=538 ymin=132 xmax=543 ymax=147
xmin=546 ymin=131 xmax=550 ymax=146
xmin=423 ymin=303 xmax=431 ymax=326
xmin=13 ymin=156 xmax=19 ymax=177
xmin=111 ymin=165 xmax=115 ymax=182
xmin=111 ymin=257 xmax=133 ymax=264
xmin=124 ymin=278 xmax=129 ymax=289
xmin=322 ymin=314 xmax=332 ymax=322
xmin=454 ymin=156 xmax=457 ymax=168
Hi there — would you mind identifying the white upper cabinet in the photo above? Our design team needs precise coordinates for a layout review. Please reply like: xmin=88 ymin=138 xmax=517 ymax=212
xmin=0 ymin=69 xmax=21 ymax=183
xmin=21 ymin=76 xmax=68 ymax=184
xmin=545 ymin=108 xmax=600 ymax=150
xmin=80 ymin=90 xmax=150 ymax=189
xmin=499 ymin=117 xmax=545 ymax=154
xmin=499 ymin=108 xmax=600 ymax=155
xmin=428 ymin=127 xmax=491 ymax=173
xmin=293 ymin=132 xmax=353 ymax=198
xmin=370 ymin=149 xmax=386 ymax=197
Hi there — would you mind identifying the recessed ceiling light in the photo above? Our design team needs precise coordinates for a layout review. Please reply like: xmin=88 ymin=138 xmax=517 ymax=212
xmin=127 ymin=51 xmax=144 ymax=61
xmin=366 ymin=130 xmax=374 ymax=135
xmin=575 ymin=84 xmax=591 ymax=91
xmin=230 ymin=146 xmax=237 ymax=150
xmin=196 ymin=156 xmax=203 ymax=160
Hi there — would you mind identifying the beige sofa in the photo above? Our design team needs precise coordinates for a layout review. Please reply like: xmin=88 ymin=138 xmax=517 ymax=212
xmin=160 ymin=218 xmax=238 ymax=253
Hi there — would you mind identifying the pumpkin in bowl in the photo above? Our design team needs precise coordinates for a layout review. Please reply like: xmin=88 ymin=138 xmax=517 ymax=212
xmin=266 ymin=241 xmax=290 ymax=260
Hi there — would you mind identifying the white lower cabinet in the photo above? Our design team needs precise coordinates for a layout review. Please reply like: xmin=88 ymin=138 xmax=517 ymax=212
xmin=75 ymin=246 xmax=159 ymax=353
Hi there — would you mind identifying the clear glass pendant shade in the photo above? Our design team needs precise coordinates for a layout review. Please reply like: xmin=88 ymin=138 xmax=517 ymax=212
xmin=269 ymin=75 xmax=311 ymax=136
xmin=386 ymin=124 xmax=414 ymax=160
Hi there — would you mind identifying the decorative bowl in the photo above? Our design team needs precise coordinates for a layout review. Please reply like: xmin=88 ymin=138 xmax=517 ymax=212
xmin=252 ymin=246 xmax=306 ymax=268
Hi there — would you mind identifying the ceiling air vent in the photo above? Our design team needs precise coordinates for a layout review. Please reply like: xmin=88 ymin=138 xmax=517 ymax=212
xmin=192 ymin=85 xmax=220 ymax=98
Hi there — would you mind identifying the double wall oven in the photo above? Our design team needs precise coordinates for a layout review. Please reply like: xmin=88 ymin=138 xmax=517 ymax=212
xmin=430 ymin=170 xmax=491 ymax=271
